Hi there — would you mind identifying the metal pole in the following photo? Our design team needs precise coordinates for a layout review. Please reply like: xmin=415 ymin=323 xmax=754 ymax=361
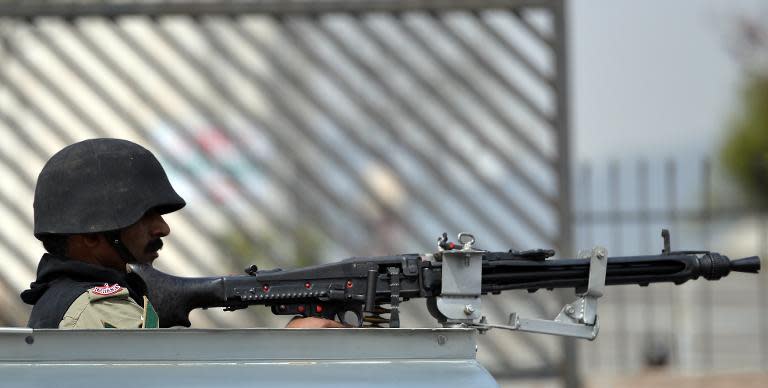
xmin=552 ymin=1 xmax=578 ymax=387
xmin=579 ymin=163 xmax=598 ymax=369
xmin=0 ymin=0 xmax=555 ymax=19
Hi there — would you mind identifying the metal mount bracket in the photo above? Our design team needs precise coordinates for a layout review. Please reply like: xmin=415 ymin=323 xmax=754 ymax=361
xmin=472 ymin=246 xmax=608 ymax=340
xmin=436 ymin=233 xmax=485 ymax=324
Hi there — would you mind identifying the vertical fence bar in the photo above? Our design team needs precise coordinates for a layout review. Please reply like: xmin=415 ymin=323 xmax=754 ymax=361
xmin=608 ymin=161 xmax=627 ymax=371
xmin=761 ymin=217 xmax=768 ymax=369
xmin=664 ymin=159 xmax=688 ymax=367
xmin=700 ymin=159 xmax=713 ymax=369
xmin=580 ymin=164 xmax=593 ymax=251
xmin=637 ymin=159 xmax=654 ymax=365
xmin=578 ymin=163 xmax=598 ymax=369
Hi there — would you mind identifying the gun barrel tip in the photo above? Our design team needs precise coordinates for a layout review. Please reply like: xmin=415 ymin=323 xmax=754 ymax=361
xmin=730 ymin=256 xmax=761 ymax=274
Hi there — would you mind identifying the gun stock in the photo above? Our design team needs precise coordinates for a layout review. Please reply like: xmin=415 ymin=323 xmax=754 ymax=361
xmin=126 ymin=266 xmax=226 ymax=328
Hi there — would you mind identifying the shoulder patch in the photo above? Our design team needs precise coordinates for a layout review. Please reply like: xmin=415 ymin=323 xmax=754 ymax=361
xmin=92 ymin=283 xmax=122 ymax=295
xmin=88 ymin=283 xmax=129 ymax=302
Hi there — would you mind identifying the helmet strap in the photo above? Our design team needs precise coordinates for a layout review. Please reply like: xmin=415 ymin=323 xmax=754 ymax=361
xmin=103 ymin=230 xmax=136 ymax=264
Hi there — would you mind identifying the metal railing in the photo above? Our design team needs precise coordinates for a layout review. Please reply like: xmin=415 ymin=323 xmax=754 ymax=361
xmin=574 ymin=158 xmax=768 ymax=374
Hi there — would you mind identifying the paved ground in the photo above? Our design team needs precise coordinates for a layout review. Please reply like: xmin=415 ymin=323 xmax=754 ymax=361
xmin=498 ymin=372 xmax=768 ymax=388
xmin=587 ymin=371 xmax=768 ymax=388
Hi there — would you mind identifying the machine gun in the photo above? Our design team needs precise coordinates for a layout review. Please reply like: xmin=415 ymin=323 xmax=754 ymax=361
xmin=127 ymin=230 xmax=760 ymax=339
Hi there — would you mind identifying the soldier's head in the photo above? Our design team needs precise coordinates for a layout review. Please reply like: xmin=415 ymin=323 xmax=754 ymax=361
xmin=33 ymin=138 xmax=185 ymax=271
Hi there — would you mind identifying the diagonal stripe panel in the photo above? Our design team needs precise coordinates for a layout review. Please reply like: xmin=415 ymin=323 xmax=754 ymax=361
xmin=0 ymin=0 xmax=571 ymax=382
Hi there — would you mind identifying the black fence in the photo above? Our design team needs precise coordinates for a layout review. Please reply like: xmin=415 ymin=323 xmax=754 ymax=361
xmin=574 ymin=158 xmax=768 ymax=373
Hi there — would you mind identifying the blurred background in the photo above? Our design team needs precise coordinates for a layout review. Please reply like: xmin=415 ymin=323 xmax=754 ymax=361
xmin=0 ymin=1 xmax=766 ymax=387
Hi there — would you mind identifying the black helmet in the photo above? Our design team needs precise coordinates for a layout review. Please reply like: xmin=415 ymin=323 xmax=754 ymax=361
xmin=34 ymin=138 xmax=186 ymax=238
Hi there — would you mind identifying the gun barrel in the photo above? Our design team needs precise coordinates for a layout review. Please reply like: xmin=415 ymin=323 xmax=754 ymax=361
xmin=480 ymin=253 xmax=760 ymax=293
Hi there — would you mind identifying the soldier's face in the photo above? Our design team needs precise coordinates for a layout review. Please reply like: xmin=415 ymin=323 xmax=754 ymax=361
xmin=120 ymin=210 xmax=171 ymax=264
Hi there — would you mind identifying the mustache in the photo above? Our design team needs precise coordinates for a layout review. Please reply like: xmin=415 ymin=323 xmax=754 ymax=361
xmin=145 ymin=238 xmax=164 ymax=253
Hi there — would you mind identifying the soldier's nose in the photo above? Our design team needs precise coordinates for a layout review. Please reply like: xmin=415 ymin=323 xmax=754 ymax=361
xmin=149 ymin=213 xmax=170 ymax=238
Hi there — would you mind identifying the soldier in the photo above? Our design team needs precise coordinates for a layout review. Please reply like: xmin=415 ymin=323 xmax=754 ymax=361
xmin=20 ymin=138 xmax=342 ymax=329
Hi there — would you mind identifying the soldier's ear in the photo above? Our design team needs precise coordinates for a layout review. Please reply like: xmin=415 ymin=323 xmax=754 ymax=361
xmin=71 ymin=233 xmax=101 ymax=248
xmin=87 ymin=234 xmax=104 ymax=247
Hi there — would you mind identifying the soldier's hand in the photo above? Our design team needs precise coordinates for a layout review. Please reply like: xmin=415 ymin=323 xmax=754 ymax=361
xmin=285 ymin=316 xmax=349 ymax=328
